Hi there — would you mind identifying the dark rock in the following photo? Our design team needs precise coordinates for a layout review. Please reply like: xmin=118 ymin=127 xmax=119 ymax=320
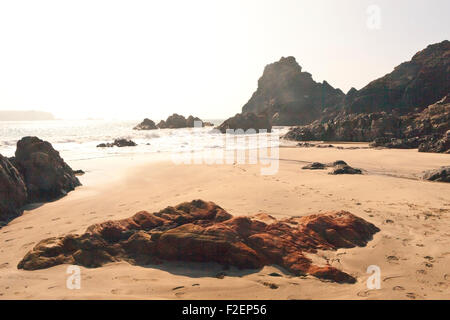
xmin=97 ymin=139 xmax=137 ymax=148
xmin=18 ymin=200 xmax=379 ymax=283
xmin=157 ymin=114 xmax=207 ymax=129
xmin=329 ymin=160 xmax=347 ymax=167
xmin=422 ymin=166 xmax=450 ymax=182
xmin=329 ymin=164 xmax=362 ymax=175
xmin=285 ymin=94 xmax=450 ymax=153
xmin=133 ymin=118 xmax=157 ymax=130
xmin=238 ymin=41 xmax=449 ymax=127
xmin=297 ymin=142 xmax=315 ymax=148
xmin=346 ymin=40 xmax=450 ymax=114
xmin=13 ymin=137 xmax=81 ymax=203
xmin=302 ymin=162 xmax=326 ymax=170
xmin=217 ymin=112 xmax=272 ymax=133
xmin=73 ymin=170 xmax=85 ymax=176
xmin=241 ymin=56 xmax=344 ymax=125
xmin=0 ymin=154 xmax=27 ymax=222
xmin=418 ymin=130 xmax=450 ymax=153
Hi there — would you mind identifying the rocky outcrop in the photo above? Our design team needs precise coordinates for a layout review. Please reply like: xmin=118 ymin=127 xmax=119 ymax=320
xmin=422 ymin=166 xmax=450 ymax=182
xmin=418 ymin=130 xmax=450 ymax=153
xmin=346 ymin=40 xmax=450 ymax=114
xmin=241 ymin=56 xmax=344 ymax=126
xmin=133 ymin=118 xmax=157 ymax=130
xmin=217 ymin=112 xmax=272 ymax=133
xmin=157 ymin=114 xmax=207 ymax=129
xmin=13 ymin=137 xmax=81 ymax=203
xmin=97 ymin=139 xmax=137 ymax=148
xmin=234 ymin=41 xmax=449 ymax=129
xmin=284 ymin=94 xmax=450 ymax=153
xmin=0 ymin=155 xmax=27 ymax=222
xmin=18 ymin=200 xmax=379 ymax=283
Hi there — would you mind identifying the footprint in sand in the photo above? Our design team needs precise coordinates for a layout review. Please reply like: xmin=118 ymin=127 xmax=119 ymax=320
xmin=416 ymin=269 xmax=427 ymax=275
xmin=51 ymin=217 xmax=61 ymax=221
xmin=24 ymin=226 xmax=33 ymax=230
xmin=258 ymin=281 xmax=279 ymax=289
xmin=21 ymin=242 xmax=35 ymax=249
xmin=356 ymin=290 xmax=371 ymax=297
xmin=386 ymin=255 xmax=399 ymax=263
xmin=406 ymin=292 xmax=420 ymax=299
xmin=393 ymin=286 xmax=405 ymax=291
xmin=172 ymin=286 xmax=185 ymax=291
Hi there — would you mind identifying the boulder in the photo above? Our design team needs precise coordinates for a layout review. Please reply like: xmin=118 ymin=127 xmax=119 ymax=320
xmin=217 ymin=112 xmax=272 ymax=133
xmin=133 ymin=118 xmax=157 ymax=130
xmin=18 ymin=200 xmax=379 ymax=283
xmin=97 ymin=139 xmax=137 ymax=148
xmin=418 ymin=130 xmax=450 ymax=153
xmin=422 ymin=166 xmax=450 ymax=182
xmin=329 ymin=164 xmax=362 ymax=175
xmin=329 ymin=160 xmax=347 ymax=167
xmin=0 ymin=155 xmax=27 ymax=222
xmin=13 ymin=137 xmax=81 ymax=203
xmin=302 ymin=162 xmax=326 ymax=170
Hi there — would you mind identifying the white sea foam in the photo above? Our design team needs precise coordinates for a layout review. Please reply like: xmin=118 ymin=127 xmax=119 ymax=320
xmin=0 ymin=119 xmax=290 ymax=161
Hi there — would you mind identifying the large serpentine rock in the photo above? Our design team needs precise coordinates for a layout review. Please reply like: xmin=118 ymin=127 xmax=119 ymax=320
xmin=18 ymin=200 xmax=379 ymax=283
xmin=13 ymin=137 xmax=81 ymax=203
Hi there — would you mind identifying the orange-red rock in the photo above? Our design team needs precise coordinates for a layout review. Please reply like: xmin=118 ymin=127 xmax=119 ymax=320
xmin=18 ymin=200 xmax=379 ymax=283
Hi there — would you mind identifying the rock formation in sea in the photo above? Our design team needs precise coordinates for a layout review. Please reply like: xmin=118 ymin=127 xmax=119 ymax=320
xmin=133 ymin=118 xmax=157 ymax=130
xmin=217 ymin=112 xmax=272 ymax=133
xmin=97 ymin=139 xmax=137 ymax=148
xmin=18 ymin=199 xmax=379 ymax=283
xmin=13 ymin=137 xmax=81 ymax=203
xmin=156 ymin=114 xmax=208 ymax=129
xmin=0 ymin=155 xmax=28 ymax=223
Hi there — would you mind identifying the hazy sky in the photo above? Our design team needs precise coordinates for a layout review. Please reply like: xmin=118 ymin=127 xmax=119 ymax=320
xmin=0 ymin=0 xmax=448 ymax=120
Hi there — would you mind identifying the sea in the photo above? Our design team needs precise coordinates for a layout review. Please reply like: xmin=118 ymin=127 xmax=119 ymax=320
xmin=0 ymin=119 xmax=290 ymax=161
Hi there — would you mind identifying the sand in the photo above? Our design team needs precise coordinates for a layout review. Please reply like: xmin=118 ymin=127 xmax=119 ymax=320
xmin=0 ymin=145 xmax=449 ymax=299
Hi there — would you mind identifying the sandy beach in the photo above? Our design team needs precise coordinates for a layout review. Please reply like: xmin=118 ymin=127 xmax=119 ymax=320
xmin=0 ymin=145 xmax=449 ymax=300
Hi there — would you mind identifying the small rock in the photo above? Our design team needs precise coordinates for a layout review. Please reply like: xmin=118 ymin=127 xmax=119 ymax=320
xmin=328 ymin=164 xmax=362 ymax=175
xmin=302 ymin=162 xmax=326 ymax=170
